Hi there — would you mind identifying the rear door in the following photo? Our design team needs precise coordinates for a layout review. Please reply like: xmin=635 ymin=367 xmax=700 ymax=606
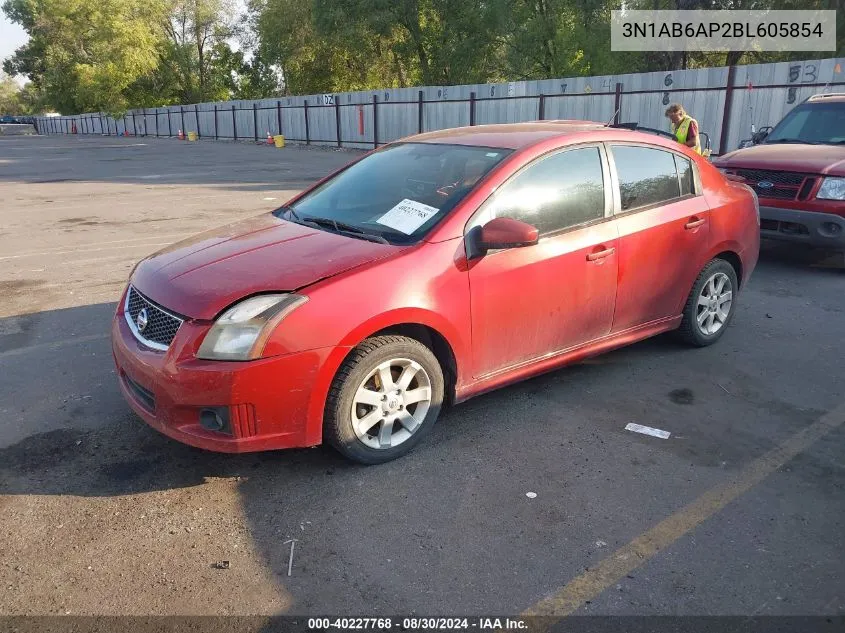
xmin=466 ymin=145 xmax=619 ymax=377
xmin=607 ymin=144 xmax=711 ymax=333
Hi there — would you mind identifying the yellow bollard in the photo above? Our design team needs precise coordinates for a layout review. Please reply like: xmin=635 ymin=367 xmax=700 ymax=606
xmin=273 ymin=134 xmax=285 ymax=148
xmin=187 ymin=131 xmax=198 ymax=141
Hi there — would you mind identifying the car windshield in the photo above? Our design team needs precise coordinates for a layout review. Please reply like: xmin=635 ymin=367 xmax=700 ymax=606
xmin=282 ymin=142 xmax=511 ymax=244
xmin=765 ymin=101 xmax=845 ymax=145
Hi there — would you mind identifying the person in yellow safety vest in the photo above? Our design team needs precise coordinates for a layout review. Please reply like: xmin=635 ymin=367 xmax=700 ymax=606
xmin=665 ymin=103 xmax=701 ymax=155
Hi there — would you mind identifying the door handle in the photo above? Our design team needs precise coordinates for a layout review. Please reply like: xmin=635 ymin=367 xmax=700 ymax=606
xmin=685 ymin=217 xmax=706 ymax=230
xmin=586 ymin=247 xmax=615 ymax=261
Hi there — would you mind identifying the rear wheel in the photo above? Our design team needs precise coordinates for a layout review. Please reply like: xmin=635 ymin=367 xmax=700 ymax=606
xmin=677 ymin=259 xmax=738 ymax=347
xmin=324 ymin=335 xmax=444 ymax=464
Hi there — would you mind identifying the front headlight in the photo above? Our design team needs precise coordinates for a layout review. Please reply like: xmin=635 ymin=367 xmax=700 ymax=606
xmin=817 ymin=177 xmax=845 ymax=201
xmin=197 ymin=294 xmax=308 ymax=361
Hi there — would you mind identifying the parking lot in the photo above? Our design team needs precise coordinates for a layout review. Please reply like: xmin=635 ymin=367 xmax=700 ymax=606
xmin=1 ymin=134 xmax=843 ymax=617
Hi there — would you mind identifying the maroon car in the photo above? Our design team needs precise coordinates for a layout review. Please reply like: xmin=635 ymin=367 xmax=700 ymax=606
xmin=714 ymin=93 xmax=845 ymax=251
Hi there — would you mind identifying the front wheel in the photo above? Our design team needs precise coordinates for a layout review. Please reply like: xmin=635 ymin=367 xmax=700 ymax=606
xmin=324 ymin=335 xmax=444 ymax=464
xmin=677 ymin=259 xmax=738 ymax=347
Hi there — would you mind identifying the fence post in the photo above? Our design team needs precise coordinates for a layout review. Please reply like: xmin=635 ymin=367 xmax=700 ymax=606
xmin=142 ymin=108 xmax=147 ymax=136
xmin=132 ymin=111 xmax=137 ymax=136
xmin=335 ymin=95 xmax=342 ymax=147
xmin=470 ymin=91 xmax=476 ymax=126
xmin=167 ymin=109 xmax=172 ymax=137
xmin=372 ymin=94 xmax=378 ymax=148
xmin=304 ymin=99 xmax=310 ymax=145
xmin=180 ymin=106 xmax=185 ymax=134
xmin=276 ymin=100 xmax=282 ymax=136
xmin=418 ymin=90 xmax=424 ymax=133
xmin=232 ymin=104 xmax=237 ymax=141
xmin=614 ymin=82 xmax=623 ymax=125
xmin=154 ymin=109 xmax=159 ymax=137
xmin=719 ymin=66 xmax=737 ymax=155
xmin=252 ymin=102 xmax=258 ymax=142
xmin=538 ymin=94 xmax=546 ymax=120
xmin=214 ymin=105 xmax=218 ymax=140
xmin=194 ymin=105 xmax=200 ymax=138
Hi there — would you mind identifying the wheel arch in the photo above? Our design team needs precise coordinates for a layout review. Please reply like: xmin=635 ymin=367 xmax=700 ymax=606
xmin=713 ymin=249 xmax=743 ymax=287
xmin=303 ymin=309 xmax=466 ymax=446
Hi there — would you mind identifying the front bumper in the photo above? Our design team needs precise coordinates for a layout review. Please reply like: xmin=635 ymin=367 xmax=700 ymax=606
xmin=111 ymin=312 xmax=334 ymax=452
xmin=759 ymin=206 xmax=845 ymax=250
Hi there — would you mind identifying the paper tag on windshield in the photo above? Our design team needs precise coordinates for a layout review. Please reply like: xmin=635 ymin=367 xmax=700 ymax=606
xmin=376 ymin=199 xmax=439 ymax=235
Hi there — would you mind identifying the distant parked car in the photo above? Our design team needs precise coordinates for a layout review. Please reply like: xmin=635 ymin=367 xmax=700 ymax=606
xmin=714 ymin=93 xmax=845 ymax=251
xmin=113 ymin=121 xmax=760 ymax=463
xmin=0 ymin=115 xmax=18 ymax=124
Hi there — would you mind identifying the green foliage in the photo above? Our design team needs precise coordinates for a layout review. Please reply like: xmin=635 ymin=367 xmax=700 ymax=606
xmin=2 ymin=0 xmax=843 ymax=113
xmin=0 ymin=73 xmax=26 ymax=114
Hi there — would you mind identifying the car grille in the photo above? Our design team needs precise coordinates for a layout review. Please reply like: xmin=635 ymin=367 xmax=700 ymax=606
xmin=125 ymin=286 xmax=184 ymax=350
xmin=733 ymin=169 xmax=817 ymax=201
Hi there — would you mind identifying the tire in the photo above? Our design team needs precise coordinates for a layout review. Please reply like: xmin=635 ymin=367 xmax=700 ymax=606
xmin=677 ymin=258 xmax=739 ymax=347
xmin=324 ymin=335 xmax=445 ymax=464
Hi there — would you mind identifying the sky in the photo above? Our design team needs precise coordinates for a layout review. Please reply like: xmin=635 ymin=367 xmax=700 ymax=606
xmin=1 ymin=11 xmax=28 ymax=85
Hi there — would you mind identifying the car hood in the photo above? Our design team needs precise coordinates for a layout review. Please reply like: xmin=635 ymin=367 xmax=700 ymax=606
xmin=131 ymin=213 xmax=405 ymax=320
xmin=715 ymin=143 xmax=845 ymax=176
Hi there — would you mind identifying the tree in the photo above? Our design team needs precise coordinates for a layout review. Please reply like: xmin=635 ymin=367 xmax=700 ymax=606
xmin=160 ymin=0 xmax=239 ymax=103
xmin=0 ymin=73 xmax=26 ymax=114
xmin=2 ymin=0 xmax=168 ymax=114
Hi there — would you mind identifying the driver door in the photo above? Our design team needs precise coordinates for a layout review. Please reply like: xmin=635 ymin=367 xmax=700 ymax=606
xmin=466 ymin=145 xmax=619 ymax=378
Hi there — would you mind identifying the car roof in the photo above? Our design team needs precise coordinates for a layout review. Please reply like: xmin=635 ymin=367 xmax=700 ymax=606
xmin=806 ymin=93 xmax=845 ymax=103
xmin=409 ymin=121 xmax=609 ymax=149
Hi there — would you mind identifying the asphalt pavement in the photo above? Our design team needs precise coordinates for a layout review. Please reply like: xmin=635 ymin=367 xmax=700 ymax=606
xmin=0 ymin=134 xmax=843 ymax=617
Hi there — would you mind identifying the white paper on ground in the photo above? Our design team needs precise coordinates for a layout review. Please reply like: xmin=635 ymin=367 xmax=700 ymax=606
xmin=625 ymin=423 xmax=671 ymax=439
xmin=376 ymin=198 xmax=439 ymax=235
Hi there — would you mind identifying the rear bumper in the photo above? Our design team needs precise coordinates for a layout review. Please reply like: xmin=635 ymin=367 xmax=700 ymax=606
xmin=759 ymin=206 xmax=845 ymax=250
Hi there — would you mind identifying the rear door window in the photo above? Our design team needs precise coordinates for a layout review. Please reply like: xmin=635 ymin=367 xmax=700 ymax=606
xmin=610 ymin=145 xmax=683 ymax=212
xmin=675 ymin=155 xmax=695 ymax=196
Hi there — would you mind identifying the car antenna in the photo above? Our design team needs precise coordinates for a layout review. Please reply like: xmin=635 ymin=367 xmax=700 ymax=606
xmin=605 ymin=107 xmax=621 ymax=126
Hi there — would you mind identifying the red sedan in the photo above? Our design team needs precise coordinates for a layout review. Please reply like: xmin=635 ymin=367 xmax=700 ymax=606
xmin=112 ymin=122 xmax=760 ymax=464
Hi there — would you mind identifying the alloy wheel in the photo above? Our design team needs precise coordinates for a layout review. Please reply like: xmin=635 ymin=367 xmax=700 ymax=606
xmin=350 ymin=358 xmax=433 ymax=450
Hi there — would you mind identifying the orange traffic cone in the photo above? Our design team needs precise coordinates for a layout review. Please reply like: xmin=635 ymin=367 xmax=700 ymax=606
xmin=177 ymin=129 xmax=185 ymax=140
xmin=123 ymin=130 xmax=129 ymax=137
xmin=266 ymin=131 xmax=273 ymax=145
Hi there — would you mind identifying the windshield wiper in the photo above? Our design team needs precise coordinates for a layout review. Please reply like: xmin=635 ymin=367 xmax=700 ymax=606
xmin=765 ymin=138 xmax=820 ymax=145
xmin=302 ymin=216 xmax=390 ymax=245
xmin=280 ymin=207 xmax=390 ymax=244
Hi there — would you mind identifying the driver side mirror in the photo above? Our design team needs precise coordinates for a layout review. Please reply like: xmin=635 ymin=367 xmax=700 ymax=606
xmin=466 ymin=217 xmax=539 ymax=260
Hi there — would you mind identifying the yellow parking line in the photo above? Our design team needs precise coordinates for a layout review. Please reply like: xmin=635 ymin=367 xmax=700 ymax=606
xmin=522 ymin=401 xmax=845 ymax=620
